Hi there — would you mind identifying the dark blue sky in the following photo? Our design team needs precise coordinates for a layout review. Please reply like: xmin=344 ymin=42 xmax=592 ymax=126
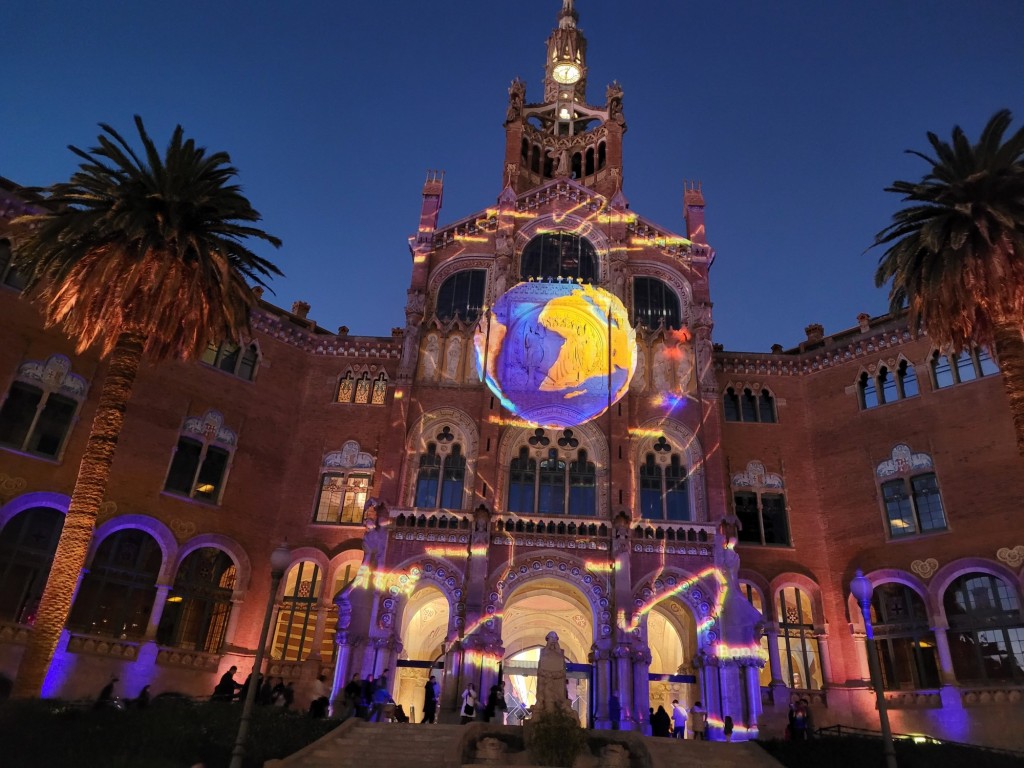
xmin=4 ymin=1 xmax=1022 ymax=352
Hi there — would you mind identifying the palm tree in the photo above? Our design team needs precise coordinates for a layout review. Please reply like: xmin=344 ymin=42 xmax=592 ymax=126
xmin=873 ymin=109 xmax=1024 ymax=457
xmin=9 ymin=116 xmax=282 ymax=697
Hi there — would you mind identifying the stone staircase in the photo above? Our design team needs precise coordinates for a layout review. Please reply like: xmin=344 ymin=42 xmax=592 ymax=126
xmin=267 ymin=720 xmax=785 ymax=768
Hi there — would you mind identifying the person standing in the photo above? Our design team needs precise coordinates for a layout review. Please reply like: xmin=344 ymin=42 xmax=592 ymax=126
xmin=671 ymin=699 xmax=687 ymax=739
xmin=134 ymin=685 xmax=151 ymax=709
xmin=309 ymin=674 xmax=330 ymax=718
xmin=484 ymin=681 xmax=506 ymax=723
xmin=212 ymin=666 xmax=240 ymax=702
xmin=94 ymin=676 xmax=118 ymax=709
xmin=651 ymin=705 xmax=671 ymax=737
xmin=608 ymin=692 xmax=621 ymax=730
xmin=723 ymin=715 xmax=735 ymax=742
xmin=690 ymin=701 xmax=707 ymax=740
xmin=422 ymin=675 xmax=439 ymax=723
xmin=460 ymin=683 xmax=478 ymax=724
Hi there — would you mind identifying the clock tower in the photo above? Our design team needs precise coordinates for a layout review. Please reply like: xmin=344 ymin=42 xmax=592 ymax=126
xmin=502 ymin=0 xmax=626 ymax=198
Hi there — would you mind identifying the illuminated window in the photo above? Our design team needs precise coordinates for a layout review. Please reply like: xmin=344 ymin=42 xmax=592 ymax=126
xmin=632 ymin=277 xmax=681 ymax=330
xmin=68 ymin=528 xmax=161 ymax=640
xmin=639 ymin=452 xmax=690 ymax=521
xmin=314 ymin=473 xmax=371 ymax=524
xmin=200 ymin=341 xmax=259 ymax=381
xmin=371 ymin=373 xmax=388 ymax=404
xmin=506 ymin=438 xmax=596 ymax=516
xmin=777 ymin=586 xmax=822 ymax=690
xmin=868 ymin=582 xmax=939 ymax=690
xmin=414 ymin=442 xmax=466 ymax=510
xmin=931 ymin=348 xmax=998 ymax=389
xmin=0 ymin=355 xmax=86 ymax=459
xmin=881 ymin=473 xmax=945 ymax=537
xmin=440 ymin=445 xmax=466 ymax=508
xmin=723 ymin=386 xmax=775 ymax=423
xmin=520 ymin=232 xmax=597 ymax=283
xmin=415 ymin=444 xmax=441 ymax=507
xmin=157 ymin=547 xmax=236 ymax=653
xmin=945 ymin=573 xmax=1024 ymax=683
xmin=0 ymin=238 xmax=29 ymax=290
xmin=336 ymin=372 xmax=355 ymax=403
xmin=876 ymin=445 xmax=946 ymax=538
xmin=0 ymin=506 xmax=63 ymax=625
xmin=354 ymin=372 xmax=371 ymax=404
xmin=271 ymin=560 xmax=322 ymax=662
xmin=163 ymin=410 xmax=236 ymax=504
xmin=436 ymin=270 xmax=486 ymax=323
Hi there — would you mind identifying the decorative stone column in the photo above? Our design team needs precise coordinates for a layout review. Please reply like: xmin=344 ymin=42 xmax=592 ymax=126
xmin=591 ymin=644 xmax=613 ymax=728
xmin=765 ymin=624 xmax=786 ymax=686
xmin=143 ymin=584 xmax=172 ymax=641
xmin=306 ymin=597 xmax=331 ymax=662
xmin=613 ymin=643 xmax=635 ymax=730
xmin=815 ymin=629 xmax=833 ymax=687
xmin=929 ymin=622 xmax=960 ymax=693
xmin=632 ymin=645 xmax=652 ymax=735
xmin=330 ymin=633 xmax=362 ymax=708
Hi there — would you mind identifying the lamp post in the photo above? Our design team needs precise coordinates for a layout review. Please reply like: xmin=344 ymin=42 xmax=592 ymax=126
xmin=850 ymin=569 xmax=897 ymax=768
xmin=229 ymin=543 xmax=291 ymax=768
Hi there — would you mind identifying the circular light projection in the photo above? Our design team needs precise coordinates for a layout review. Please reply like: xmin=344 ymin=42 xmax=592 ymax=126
xmin=474 ymin=281 xmax=636 ymax=428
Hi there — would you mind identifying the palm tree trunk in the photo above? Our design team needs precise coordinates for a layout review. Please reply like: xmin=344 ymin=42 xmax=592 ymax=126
xmin=12 ymin=330 xmax=146 ymax=698
xmin=992 ymin=318 xmax=1024 ymax=459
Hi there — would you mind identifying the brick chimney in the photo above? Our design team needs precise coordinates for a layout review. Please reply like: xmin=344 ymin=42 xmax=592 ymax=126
xmin=804 ymin=323 xmax=824 ymax=344
xmin=857 ymin=313 xmax=871 ymax=332
xmin=291 ymin=301 xmax=310 ymax=319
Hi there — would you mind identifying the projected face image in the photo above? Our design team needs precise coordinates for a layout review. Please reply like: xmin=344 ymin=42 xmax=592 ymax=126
xmin=475 ymin=281 xmax=636 ymax=428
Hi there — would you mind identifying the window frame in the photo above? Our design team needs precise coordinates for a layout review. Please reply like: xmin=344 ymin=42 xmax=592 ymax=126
xmin=199 ymin=340 xmax=260 ymax=382
xmin=930 ymin=347 xmax=998 ymax=390
xmin=162 ymin=411 xmax=237 ymax=505
xmin=632 ymin=277 xmax=682 ymax=331
xmin=0 ymin=355 xmax=87 ymax=461
xmin=506 ymin=441 xmax=597 ymax=517
xmin=723 ymin=386 xmax=776 ymax=423
xmin=878 ymin=472 xmax=947 ymax=539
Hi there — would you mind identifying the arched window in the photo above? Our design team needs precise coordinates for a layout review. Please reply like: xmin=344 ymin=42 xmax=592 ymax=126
xmin=632 ymin=277 xmax=681 ymax=330
xmin=585 ymin=147 xmax=595 ymax=176
xmin=200 ymin=341 xmax=259 ymax=381
xmin=68 ymin=529 xmax=161 ymax=639
xmin=859 ymin=371 xmax=879 ymax=409
xmin=415 ymin=444 xmax=442 ymax=508
xmin=868 ymin=582 xmax=939 ymax=689
xmin=353 ymin=372 xmax=371 ymax=404
xmin=0 ymin=506 xmax=63 ymax=624
xmin=568 ymin=450 xmax=596 ymax=515
xmin=897 ymin=359 xmax=918 ymax=398
xmin=336 ymin=372 xmax=355 ymax=403
xmin=164 ymin=411 xmax=236 ymax=504
xmin=538 ymin=449 xmax=566 ymax=515
xmin=739 ymin=581 xmax=773 ymax=686
xmin=723 ymin=388 xmax=740 ymax=422
xmin=930 ymin=351 xmax=955 ymax=389
xmin=508 ymin=447 xmax=537 ymax=514
xmin=597 ymin=142 xmax=607 ymax=170
xmin=777 ymin=586 xmax=822 ymax=690
xmin=0 ymin=355 xmax=87 ymax=459
xmin=878 ymin=366 xmax=897 ymax=404
xmin=639 ymin=451 xmax=691 ymax=521
xmin=741 ymin=388 xmax=758 ymax=422
xmin=371 ymin=373 xmax=389 ymax=405
xmin=157 ymin=547 xmax=236 ymax=653
xmin=271 ymin=560 xmax=322 ymax=662
xmin=945 ymin=573 xmax=1024 ymax=683
xmin=436 ymin=270 xmax=486 ymax=323
xmin=758 ymin=390 xmax=776 ymax=423
xmin=520 ymin=232 xmax=597 ymax=283
xmin=932 ymin=347 xmax=999 ymax=388
xmin=506 ymin=435 xmax=596 ymax=516
xmin=440 ymin=445 xmax=466 ymax=508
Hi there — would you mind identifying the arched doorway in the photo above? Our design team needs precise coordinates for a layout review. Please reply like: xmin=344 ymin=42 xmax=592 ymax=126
xmin=501 ymin=577 xmax=594 ymax=726
xmin=645 ymin=602 xmax=699 ymax=724
xmin=395 ymin=585 xmax=450 ymax=721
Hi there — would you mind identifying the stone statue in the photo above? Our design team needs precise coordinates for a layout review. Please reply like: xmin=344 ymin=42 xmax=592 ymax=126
xmin=652 ymin=343 xmax=672 ymax=393
xmin=444 ymin=336 xmax=462 ymax=380
xmin=421 ymin=335 xmax=439 ymax=381
xmin=535 ymin=631 xmax=572 ymax=714
xmin=630 ymin=345 xmax=646 ymax=392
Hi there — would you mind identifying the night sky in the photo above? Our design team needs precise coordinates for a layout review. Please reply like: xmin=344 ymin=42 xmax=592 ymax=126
xmin=3 ymin=1 xmax=1022 ymax=352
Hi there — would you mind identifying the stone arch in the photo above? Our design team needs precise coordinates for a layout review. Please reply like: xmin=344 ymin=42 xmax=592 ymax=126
xmin=495 ymin=422 xmax=609 ymax=516
xmin=769 ymin=572 xmax=826 ymax=629
xmin=328 ymin=547 xmax=365 ymax=598
xmin=402 ymin=407 xmax=480 ymax=509
xmin=628 ymin=262 xmax=694 ymax=325
xmin=930 ymin=557 xmax=1022 ymax=627
xmin=500 ymin=577 xmax=595 ymax=662
xmin=633 ymin=417 xmax=707 ymax=521
xmin=631 ymin=566 xmax=720 ymax=646
xmin=377 ymin=556 xmax=466 ymax=638
xmin=513 ymin=214 xmax=611 ymax=285
xmin=91 ymin=514 xmax=178 ymax=584
xmin=426 ymin=255 xmax=493 ymax=301
xmin=486 ymin=552 xmax=610 ymax=640
xmin=846 ymin=567 xmax=935 ymax=634
xmin=0 ymin=491 xmax=70 ymax=530
xmin=175 ymin=533 xmax=252 ymax=595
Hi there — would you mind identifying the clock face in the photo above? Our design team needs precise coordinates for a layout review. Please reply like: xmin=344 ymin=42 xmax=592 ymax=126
xmin=552 ymin=63 xmax=581 ymax=85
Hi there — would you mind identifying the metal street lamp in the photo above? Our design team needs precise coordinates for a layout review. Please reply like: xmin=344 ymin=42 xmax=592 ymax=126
xmin=850 ymin=569 xmax=898 ymax=768
xmin=229 ymin=543 xmax=291 ymax=768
